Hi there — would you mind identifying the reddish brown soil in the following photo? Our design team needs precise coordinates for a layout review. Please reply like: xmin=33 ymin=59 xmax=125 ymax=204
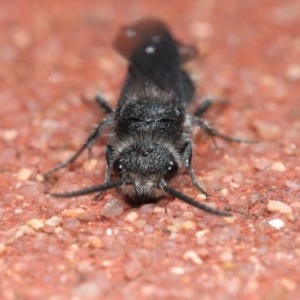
xmin=1 ymin=0 xmax=300 ymax=299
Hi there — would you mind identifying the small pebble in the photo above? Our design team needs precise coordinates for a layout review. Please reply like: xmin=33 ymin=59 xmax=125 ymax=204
xmin=83 ymin=158 xmax=98 ymax=172
xmin=223 ymin=215 xmax=237 ymax=224
xmin=285 ymin=180 xmax=300 ymax=191
xmin=0 ymin=243 xmax=6 ymax=255
xmin=124 ymin=226 xmax=134 ymax=232
xmin=77 ymin=260 xmax=94 ymax=273
xmin=170 ymin=266 xmax=185 ymax=275
xmin=285 ymin=64 xmax=300 ymax=82
xmin=153 ymin=206 xmax=165 ymax=214
xmin=268 ymin=218 xmax=285 ymax=230
xmin=0 ymin=129 xmax=18 ymax=141
xmin=182 ymin=220 xmax=196 ymax=230
xmin=100 ymin=198 xmax=124 ymax=218
xmin=35 ymin=174 xmax=45 ymax=182
xmin=183 ymin=251 xmax=203 ymax=265
xmin=65 ymin=244 xmax=79 ymax=261
xmin=139 ymin=203 xmax=155 ymax=213
xmin=54 ymin=227 xmax=63 ymax=234
xmin=124 ymin=259 xmax=143 ymax=280
xmin=195 ymin=229 xmax=209 ymax=239
xmin=270 ymin=162 xmax=286 ymax=172
xmin=182 ymin=211 xmax=195 ymax=219
xmin=252 ymin=120 xmax=281 ymax=140
xmin=14 ymin=208 xmax=23 ymax=214
xmin=219 ymin=250 xmax=234 ymax=262
xmin=290 ymin=202 xmax=300 ymax=209
xmin=134 ymin=219 xmax=146 ymax=229
xmin=13 ymin=30 xmax=31 ymax=48
xmin=17 ymin=168 xmax=32 ymax=181
xmin=26 ymin=218 xmax=45 ymax=230
xmin=220 ymin=188 xmax=228 ymax=196
xmin=16 ymin=225 xmax=35 ymax=237
xmin=102 ymin=260 xmax=115 ymax=267
xmin=190 ymin=21 xmax=214 ymax=39
xmin=124 ymin=211 xmax=139 ymax=223
xmin=72 ymin=281 xmax=102 ymax=298
xmin=267 ymin=200 xmax=293 ymax=215
xmin=287 ymin=214 xmax=297 ymax=223
xmin=45 ymin=216 xmax=62 ymax=227
xmin=166 ymin=225 xmax=178 ymax=233
xmin=229 ymin=182 xmax=240 ymax=189
xmin=196 ymin=193 xmax=207 ymax=200
xmin=62 ymin=208 xmax=87 ymax=219
xmin=88 ymin=236 xmax=103 ymax=248
xmin=254 ymin=158 xmax=270 ymax=171
xmin=106 ymin=228 xmax=113 ymax=236
xmin=244 ymin=280 xmax=259 ymax=293
xmin=63 ymin=218 xmax=81 ymax=231
xmin=280 ymin=278 xmax=297 ymax=291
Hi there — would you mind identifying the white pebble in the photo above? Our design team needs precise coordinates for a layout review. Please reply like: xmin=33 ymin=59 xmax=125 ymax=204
xmin=17 ymin=168 xmax=32 ymax=181
xmin=153 ymin=206 xmax=165 ymax=213
xmin=267 ymin=200 xmax=293 ymax=215
xmin=182 ymin=220 xmax=196 ymax=230
xmin=183 ymin=251 xmax=203 ymax=265
xmin=83 ymin=158 xmax=98 ymax=172
xmin=106 ymin=228 xmax=113 ymax=236
xmin=268 ymin=218 xmax=285 ymax=230
xmin=0 ymin=129 xmax=18 ymax=141
xmin=14 ymin=208 xmax=23 ymax=214
xmin=124 ymin=211 xmax=139 ymax=223
xmin=35 ymin=174 xmax=45 ymax=182
xmin=270 ymin=162 xmax=286 ymax=172
xmin=195 ymin=229 xmax=209 ymax=239
xmin=170 ymin=266 xmax=185 ymax=275
xmin=220 ymin=188 xmax=229 ymax=196
xmin=26 ymin=218 xmax=44 ymax=230
xmin=45 ymin=216 xmax=62 ymax=227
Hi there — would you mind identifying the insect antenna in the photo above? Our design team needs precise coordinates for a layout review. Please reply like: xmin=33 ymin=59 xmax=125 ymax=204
xmin=162 ymin=185 xmax=232 ymax=217
xmin=51 ymin=179 xmax=123 ymax=198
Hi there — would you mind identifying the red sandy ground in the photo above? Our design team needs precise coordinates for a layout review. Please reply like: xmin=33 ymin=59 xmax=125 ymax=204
xmin=1 ymin=0 xmax=300 ymax=299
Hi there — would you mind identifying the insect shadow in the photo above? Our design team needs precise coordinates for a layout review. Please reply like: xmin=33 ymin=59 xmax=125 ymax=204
xmin=45 ymin=19 xmax=256 ymax=216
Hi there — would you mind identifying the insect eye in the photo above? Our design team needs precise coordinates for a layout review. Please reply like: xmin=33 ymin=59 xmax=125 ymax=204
xmin=166 ymin=160 xmax=178 ymax=176
xmin=113 ymin=159 xmax=124 ymax=174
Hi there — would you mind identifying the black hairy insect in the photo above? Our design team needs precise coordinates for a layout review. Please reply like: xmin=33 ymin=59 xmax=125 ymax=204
xmin=45 ymin=19 xmax=255 ymax=216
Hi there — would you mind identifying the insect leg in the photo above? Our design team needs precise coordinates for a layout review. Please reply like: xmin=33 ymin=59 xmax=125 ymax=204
xmin=193 ymin=97 xmax=257 ymax=143
xmin=95 ymin=94 xmax=114 ymax=114
xmin=44 ymin=118 xmax=112 ymax=176
xmin=196 ymin=118 xmax=257 ymax=143
xmin=92 ymin=145 xmax=114 ymax=200
xmin=182 ymin=142 xmax=209 ymax=198
xmin=193 ymin=96 xmax=213 ymax=117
